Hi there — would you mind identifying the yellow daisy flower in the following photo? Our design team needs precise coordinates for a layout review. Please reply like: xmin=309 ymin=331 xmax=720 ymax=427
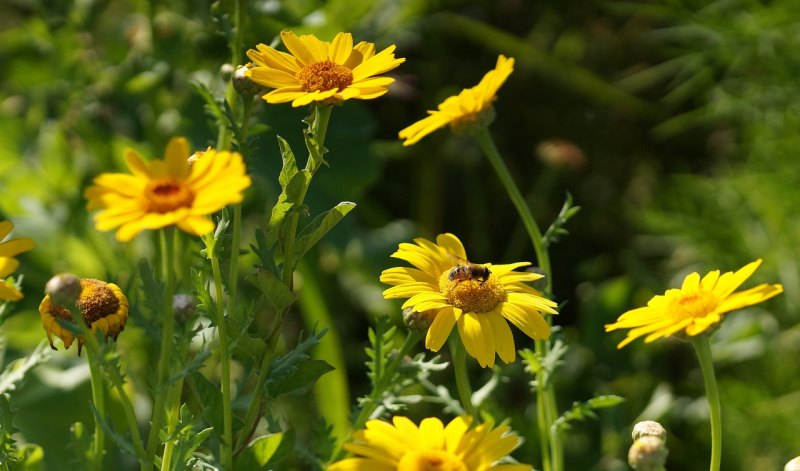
xmin=84 ymin=138 xmax=251 ymax=242
xmin=398 ymin=55 xmax=514 ymax=146
xmin=245 ymin=31 xmax=405 ymax=107
xmin=329 ymin=415 xmax=531 ymax=471
xmin=380 ymin=233 xmax=557 ymax=368
xmin=605 ymin=259 xmax=784 ymax=348
xmin=40 ymin=278 xmax=129 ymax=355
xmin=0 ymin=220 xmax=35 ymax=301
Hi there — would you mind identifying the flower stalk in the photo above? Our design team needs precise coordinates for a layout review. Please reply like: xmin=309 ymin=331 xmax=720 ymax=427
xmin=449 ymin=336 xmax=476 ymax=417
xmin=691 ymin=336 xmax=722 ymax=471
xmin=473 ymin=126 xmax=561 ymax=471
xmin=146 ymin=228 xmax=176 ymax=459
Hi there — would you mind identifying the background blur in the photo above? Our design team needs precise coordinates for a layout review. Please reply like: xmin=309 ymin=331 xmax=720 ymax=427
xmin=1 ymin=0 xmax=798 ymax=469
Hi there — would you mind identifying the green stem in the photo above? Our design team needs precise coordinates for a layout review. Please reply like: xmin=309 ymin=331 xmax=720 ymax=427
xmin=208 ymin=237 xmax=234 ymax=470
xmin=85 ymin=347 xmax=105 ymax=471
xmin=237 ymin=105 xmax=334 ymax=450
xmin=448 ymin=336 xmax=476 ymax=418
xmin=106 ymin=362 xmax=147 ymax=470
xmin=343 ymin=330 xmax=422 ymax=448
xmin=473 ymin=127 xmax=559 ymax=471
xmin=692 ymin=336 xmax=722 ymax=471
xmin=146 ymin=228 xmax=176 ymax=459
xmin=160 ymin=339 xmax=189 ymax=471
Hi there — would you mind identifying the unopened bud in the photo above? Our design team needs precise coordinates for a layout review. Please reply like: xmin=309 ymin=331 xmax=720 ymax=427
xmin=234 ymin=64 xmax=264 ymax=96
xmin=536 ymin=138 xmax=587 ymax=171
xmin=632 ymin=421 xmax=667 ymax=442
xmin=402 ymin=308 xmax=433 ymax=332
xmin=220 ymin=63 xmax=235 ymax=81
xmin=173 ymin=294 xmax=198 ymax=322
xmin=785 ymin=457 xmax=800 ymax=471
xmin=628 ymin=436 xmax=668 ymax=471
xmin=45 ymin=273 xmax=82 ymax=307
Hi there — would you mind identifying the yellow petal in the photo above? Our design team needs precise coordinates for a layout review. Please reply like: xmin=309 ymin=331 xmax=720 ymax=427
xmin=458 ymin=311 xmax=495 ymax=368
xmin=425 ymin=307 xmax=457 ymax=351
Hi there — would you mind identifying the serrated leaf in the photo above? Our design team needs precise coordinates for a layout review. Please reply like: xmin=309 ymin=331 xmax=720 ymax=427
xmin=291 ymin=202 xmax=356 ymax=268
xmin=0 ymin=343 xmax=51 ymax=395
xmin=246 ymin=269 xmax=295 ymax=314
xmin=235 ymin=431 xmax=295 ymax=471
xmin=188 ymin=373 xmax=223 ymax=435
xmin=267 ymin=359 xmax=334 ymax=397
xmin=266 ymin=329 xmax=329 ymax=397
xmin=553 ymin=394 xmax=625 ymax=435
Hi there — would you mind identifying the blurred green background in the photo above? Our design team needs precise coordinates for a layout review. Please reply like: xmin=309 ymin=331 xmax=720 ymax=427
xmin=1 ymin=0 xmax=798 ymax=469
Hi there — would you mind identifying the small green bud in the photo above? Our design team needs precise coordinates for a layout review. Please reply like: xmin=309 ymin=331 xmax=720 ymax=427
xmin=233 ymin=64 xmax=264 ymax=96
xmin=220 ymin=63 xmax=235 ymax=81
xmin=172 ymin=294 xmax=198 ymax=322
xmin=45 ymin=273 xmax=82 ymax=307
xmin=403 ymin=308 xmax=433 ymax=332
xmin=632 ymin=420 xmax=667 ymax=442
xmin=628 ymin=436 xmax=668 ymax=471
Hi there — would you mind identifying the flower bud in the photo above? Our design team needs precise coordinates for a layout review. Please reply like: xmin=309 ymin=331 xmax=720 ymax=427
xmin=785 ymin=457 xmax=800 ymax=471
xmin=628 ymin=436 xmax=668 ymax=471
xmin=45 ymin=273 xmax=82 ymax=307
xmin=402 ymin=308 xmax=433 ymax=332
xmin=234 ymin=64 xmax=264 ymax=96
xmin=173 ymin=294 xmax=198 ymax=322
xmin=220 ymin=63 xmax=235 ymax=81
xmin=632 ymin=420 xmax=667 ymax=442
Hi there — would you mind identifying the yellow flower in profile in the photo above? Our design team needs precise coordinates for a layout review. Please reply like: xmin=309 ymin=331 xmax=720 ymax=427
xmin=605 ymin=259 xmax=783 ymax=348
xmin=246 ymin=31 xmax=405 ymax=107
xmin=399 ymin=55 xmax=514 ymax=146
xmin=0 ymin=220 xmax=35 ymax=301
xmin=380 ymin=233 xmax=557 ymax=368
xmin=329 ymin=416 xmax=531 ymax=471
xmin=84 ymin=138 xmax=251 ymax=242
xmin=40 ymin=277 xmax=129 ymax=354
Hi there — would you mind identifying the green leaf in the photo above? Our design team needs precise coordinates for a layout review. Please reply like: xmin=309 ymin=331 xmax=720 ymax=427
xmin=291 ymin=202 xmax=356 ymax=267
xmin=234 ymin=431 xmax=295 ymax=471
xmin=188 ymin=373 xmax=223 ymax=435
xmin=267 ymin=359 xmax=334 ymax=397
xmin=0 ymin=342 xmax=51 ymax=395
xmin=266 ymin=329 xmax=331 ymax=398
xmin=246 ymin=268 xmax=296 ymax=314
xmin=265 ymin=169 xmax=310 ymax=249
xmin=553 ymin=394 xmax=625 ymax=435
xmin=277 ymin=136 xmax=298 ymax=189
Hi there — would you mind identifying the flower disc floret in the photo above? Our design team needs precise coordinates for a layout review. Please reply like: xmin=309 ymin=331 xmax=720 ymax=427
xmin=246 ymin=31 xmax=405 ymax=107
xmin=439 ymin=270 xmax=506 ymax=314
xmin=606 ymin=259 xmax=784 ymax=348
xmin=381 ymin=233 xmax=557 ymax=368
xmin=39 ymin=278 xmax=129 ymax=354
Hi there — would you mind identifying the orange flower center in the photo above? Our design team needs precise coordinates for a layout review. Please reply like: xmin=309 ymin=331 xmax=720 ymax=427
xmin=397 ymin=450 xmax=467 ymax=471
xmin=145 ymin=179 xmax=194 ymax=213
xmin=670 ymin=291 xmax=720 ymax=321
xmin=51 ymin=279 xmax=121 ymax=325
xmin=296 ymin=60 xmax=354 ymax=92
xmin=439 ymin=268 xmax=506 ymax=313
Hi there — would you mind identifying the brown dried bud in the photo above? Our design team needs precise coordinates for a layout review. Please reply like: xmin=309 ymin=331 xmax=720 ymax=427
xmin=45 ymin=273 xmax=82 ymax=307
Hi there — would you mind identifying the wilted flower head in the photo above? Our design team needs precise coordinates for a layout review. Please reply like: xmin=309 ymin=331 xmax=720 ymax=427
xmin=329 ymin=416 xmax=531 ymax=471
xmin=606 ymin=259 xmax=783 ymax=348
xmin=39 ymin=277 xmax=129 ymax=354
xmin=246 ymin=31 xmax=404 ymax=107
